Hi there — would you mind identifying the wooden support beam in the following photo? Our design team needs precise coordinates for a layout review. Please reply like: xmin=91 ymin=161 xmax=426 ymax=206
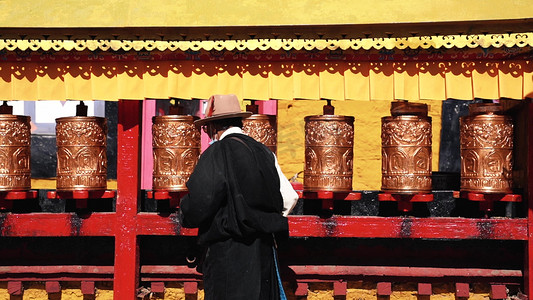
xmin=377 ymin=282 xmax=392 ymax=296
xmin=45 ymin=281 xmax=61 ymax=293
xmin=490 ymin=284 xmax=508 ymax=299
xmin=418 ymin=283 xmax=432 ymax=296
xmin=295 ymin=282 xmax=308 ymax=296
xmin=7 ymin=281 xmax=23 ymax=296
xmin=151 ymin=281 xmax=165 ymax=293
xmin=183 ymin=282 xmax=198 ymax=294
xmin=455 ymin=283 xmax=470 ymax=298
xmin=81 ymin=281 xmax=95 ymax=295
xmin=333 ymin=281 xmax=347 ymax=296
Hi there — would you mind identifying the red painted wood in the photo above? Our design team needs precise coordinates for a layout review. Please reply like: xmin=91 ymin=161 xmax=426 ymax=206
xmin=136 ymin=214 xmax=528 ymax=239
xmin=45 ymin=281 xmax=61 ymax=293
xmin=136 ymin=213 xmax=198 ymax=236
xmin=455 ymin=283 xmax=470 ymax=298
xmin=0 ymin=213 xmax=116 ymax=237
xmin=378 ymin=193 xmax=433 ymax=212
xmin=333 ymin=281 xmax=347 ymax=296
xmin=288 ymin=216 xmax=528 ymax=240
xmin=0 ymin=190 xmax=37 ymax=200
xmin=151 ymin=281 xmax=165 ymax=293
xmin=140 ymin=265 xmax=521 ymax=279
xmin=295 ymin=282 xmax=308 ymax=296
xmin=418 ymin=283 xmax=432 ymax=295
xmin=48 ymin=190 xmax=116 ymax=200
xmin=114 ymin=100 xmax=142 ymax=299
xmin=81 ymin=281 xmax=95 ymax=295
xmin=7 ymin=281 xmax=22 ymax=295
xmin=184 ymin=282 xmax=198 ymax=294
xmin=462 ymin=192 xmax=522 ymax=203
xmin=490 ymin=284 xmax=507 ymax=299
xmin=302 ymin=191 xmax=361 ymax=201
xmin=147 ymin=190 xmax=188 ymax=208
xmin=377 ymin=282 xmax=392 ymax=295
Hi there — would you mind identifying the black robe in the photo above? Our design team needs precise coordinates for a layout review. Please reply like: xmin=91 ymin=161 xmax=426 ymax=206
xmin=180 ymin=133 xmax=288 ymax=300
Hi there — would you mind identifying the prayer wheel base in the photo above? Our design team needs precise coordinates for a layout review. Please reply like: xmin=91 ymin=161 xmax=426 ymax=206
xmin=0 ymin=190 xmax=38 ymax=211
xmin=147 ymin=190 xmax=188 ymax=209
xmin=458 ymin=191 xmax=522 ymax=213
xmin=48 ymin=190 xmax=116 ymax=210
xmin=378 ymin=192 xmax=434 ymax=212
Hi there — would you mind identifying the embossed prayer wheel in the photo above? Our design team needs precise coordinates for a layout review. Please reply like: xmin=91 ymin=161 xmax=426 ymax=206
xmin=304 ymin=103 xmax=354 ymax=192
xmin=381 ymin=101 xmax=432 ymax=194
xmin=460 ymin=103 xmax=513 ymax=193
xmin=242 ymin=102 xmax=277 ymax=153
xmin=0 ymin=102 xmax=31 ymax=191
xmin=152 ymin=115 xmax=200 ymax=191
xmin=56 ymin=114 xmax=108 ymax=191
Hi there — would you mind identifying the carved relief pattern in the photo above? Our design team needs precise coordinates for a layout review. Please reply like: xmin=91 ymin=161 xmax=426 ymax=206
xmin=304 ymin=117 xmax=354 ymax=192
xmin=0 ymin=116 xmax=31 ymax=191
xmin=56 ymin=117 xmax=108 ymax=191
xmin=381 ymin=116 xmax=432 ymax=193
xmin=56 ymin=118 xmax=107 ymax=146
xmin=460 ymin=116 xmax=513 ymax=193
xmin=381 ymin=119 xmax=431 ymax=146
xmin=242 ymin=115 xmax=277 ymax=153
xmin=152 ymin=117 xmax=200 ymax=191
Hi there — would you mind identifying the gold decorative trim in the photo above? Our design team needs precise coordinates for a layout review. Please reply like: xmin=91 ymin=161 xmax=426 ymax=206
xmin=0 ymin=33 xmax=532 ymax=52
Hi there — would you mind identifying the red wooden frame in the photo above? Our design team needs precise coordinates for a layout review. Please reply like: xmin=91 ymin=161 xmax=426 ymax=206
xmin=114 ymin=100 xmax=142 ymax=298
xmin=0 ymin=99 xmax=531 ymax=298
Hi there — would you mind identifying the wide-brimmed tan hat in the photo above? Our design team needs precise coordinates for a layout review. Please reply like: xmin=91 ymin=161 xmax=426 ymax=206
xmin=194 ymin=94 xmax=252 ymax=126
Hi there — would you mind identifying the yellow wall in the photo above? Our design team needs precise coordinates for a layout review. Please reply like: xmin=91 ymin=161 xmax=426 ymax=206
xmin=0 ymin=0 xmax=531 ymax=27
xmin=277 ymin=99 xmax=442 ymax=190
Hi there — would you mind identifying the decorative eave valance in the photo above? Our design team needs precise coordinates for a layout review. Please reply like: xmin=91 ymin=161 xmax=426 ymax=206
xmin=1 ymin=32 xmax=532 ymax=52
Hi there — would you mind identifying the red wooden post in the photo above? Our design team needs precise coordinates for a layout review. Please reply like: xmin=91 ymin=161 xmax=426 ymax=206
xmin=418 ymin=283 xmax=432 ymax=296
xmin=333 ymin=280 xmax=347 ymax=296
xmin=7 ymin=281 xmax=23 ymax=295
xmin=294 ymin=282 xmax=308 ymax=296
xmin=114 ymin=100 xmax=142 ymax=299
xmin=81 ymin=281 xmax=95 ymax=295
xmin=151 ymin=281 xmax=165 ymax=293
xmin=184 ymin=281 xmax=198 ymax=294
xmin=490 ymin=284 xmax=507 ymax=299
xmin=377 ymin=282 xmax=392 ymax=296
xmin=455 ymin=283 xmax=470 ymax=298
xmin=45 ymin=281 xmax=61 ymax=293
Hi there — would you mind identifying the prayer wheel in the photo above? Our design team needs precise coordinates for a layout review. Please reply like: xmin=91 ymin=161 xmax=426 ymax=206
xmin=304 ymin=102 xmax=354 ymax=192
xmin=56 ymin=103 xmax=108 ymax=191
xmin=0 ymin=102 xmax=31 ymax=191
xmin=152 ymin=114 xmax=200 ymax=192
xmin=460 ymin=103 xmax=513 ymax=193
xmin=381 ymin=101 xmax=432 ymax=194
xmin=242 ymin=102 xmax=277 ymax=153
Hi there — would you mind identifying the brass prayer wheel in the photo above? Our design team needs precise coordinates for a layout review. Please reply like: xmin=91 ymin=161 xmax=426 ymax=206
xmin=381 ymin=101 xmax=432 ymax=194
xmin=56 ymin=116 xmax=108 ymax=191
xmin=242 ymin=102 xmax=277 ymax=153
xmin=460 ymin=103 xmax=513 ymax=193
xmin=0 ymin=103 xmax=31 ymax=191
xmin=152 ymin=115 xmax=200 ymax=191
xmin=304 ymin=103 xmax=354 ymax=192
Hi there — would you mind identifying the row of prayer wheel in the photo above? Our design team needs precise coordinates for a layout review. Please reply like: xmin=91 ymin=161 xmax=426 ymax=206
xmin=0 ymin=101 xmax=514 ymax=196
xmin=151 ymin=100 xmax=514 ymax=195
xmin=0 ymin=102 xmax=108 ymax=192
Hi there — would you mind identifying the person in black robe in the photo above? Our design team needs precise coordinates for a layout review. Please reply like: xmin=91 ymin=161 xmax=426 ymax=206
xmin=180 ymin=94 xmax=298 ymax=300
